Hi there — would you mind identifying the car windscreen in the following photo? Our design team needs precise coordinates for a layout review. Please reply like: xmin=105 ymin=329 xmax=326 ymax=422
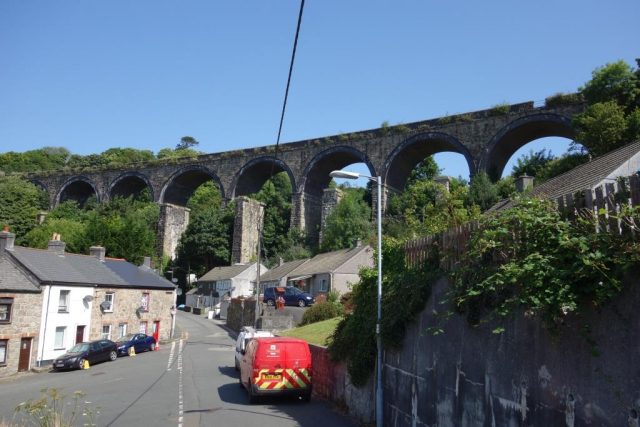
xmin=68 ymin=344 xmax=89 ymax=353
xmin=291 ymin=288 xmax=304 ymax=295
xmin=117 ymin=334 xmax=136 ymax=343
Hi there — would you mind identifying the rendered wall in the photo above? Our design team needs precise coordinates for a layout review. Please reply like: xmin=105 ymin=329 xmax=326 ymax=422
xmin=383 ymin=269 xmax=640 ymax=426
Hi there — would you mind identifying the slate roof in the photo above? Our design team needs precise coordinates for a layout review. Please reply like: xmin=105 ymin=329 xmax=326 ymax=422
xmin=489 ymin=139 xmax=640 ymax=212
xmin=260 ymin=258 xmax=310 ymax=282
xmin=104 ymin=259 xmax=175 ymax=290
xmin=0 ymin=255 xmax=40 ymax=292
xmin=10 ymin=247 xmax=126 ymax=286
xmin=199 ymin=263 xmax=256 ymax=282
xmin=289 ymin=246 xmax=371 ymax=278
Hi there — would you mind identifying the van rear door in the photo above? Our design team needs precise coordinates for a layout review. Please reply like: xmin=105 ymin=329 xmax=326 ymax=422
xmin=255 ymin=340 xmax=286 ymax=387
xmin=284 ymin=342 xmax=312 ymax=389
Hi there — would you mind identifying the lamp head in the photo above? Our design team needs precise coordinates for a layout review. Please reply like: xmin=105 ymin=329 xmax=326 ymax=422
xmin=329 ymin=170 xmax=360 ymax=180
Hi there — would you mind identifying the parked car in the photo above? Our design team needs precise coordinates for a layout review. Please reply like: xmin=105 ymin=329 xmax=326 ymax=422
xmin=264 ymin=286 xmax=315 ymax=307
xmin=53 ymin=340 xmax=117 ymax=371
xmin=235 ymin=327 xmax=274 ymax=371
xmin=239 ymin=337 xmax=313 ymax=403
xmin=116 ymin=333 xmax=156 ymax=356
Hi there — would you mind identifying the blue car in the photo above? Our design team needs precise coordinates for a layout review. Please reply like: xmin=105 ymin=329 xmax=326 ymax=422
xmin=264 ymin=286 xmax=315 ymax=307
xmin=116 ymin=333 xmax=156 ymax=356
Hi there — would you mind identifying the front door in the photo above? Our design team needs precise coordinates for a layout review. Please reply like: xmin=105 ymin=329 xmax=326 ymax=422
xmin=18 ymin=338 xmax=32 ymax=372
xmin=76 ymin=326 xmax=85 ymax=344
xmin=152 ymin=321 xmax=160 ymax=343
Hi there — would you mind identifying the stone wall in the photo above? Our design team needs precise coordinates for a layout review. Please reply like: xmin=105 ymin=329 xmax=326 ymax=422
xmin=156 ymin=203 xmax=190 ymax=260
xmin=226 ymin=299 xmax=256 ymax=333
xmin=309 ymin=344 xmax=375 ymax=424
xmin=383 ymin=268 xmax=640 ymax=426
xmin=231 ymin=197 xmax=265 ymax=264
xmin=319 ymin=188 xmax=343 ymax=245
xmin=0 ymin=291 xmax=43 ymax=377
xmin=257 ymin=307 xmax=293 ymax=332
xmin=90 ymin=288 xmax=174 ymax=342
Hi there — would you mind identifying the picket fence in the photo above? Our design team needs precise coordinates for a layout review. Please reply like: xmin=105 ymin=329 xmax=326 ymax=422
xmin=403 ymin=174 xmax=640 ymax=269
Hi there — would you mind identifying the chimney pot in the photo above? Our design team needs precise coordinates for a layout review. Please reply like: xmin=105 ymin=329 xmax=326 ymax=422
xmin=90 ymin=246 xmax=106 ymax=261
xmin=0 ymin=229 xmax=15 ymax=253
xmin=515 ymin=174 xmax=534 ymax=193
xmin=48 ymin=239 xmax=66 ymax=255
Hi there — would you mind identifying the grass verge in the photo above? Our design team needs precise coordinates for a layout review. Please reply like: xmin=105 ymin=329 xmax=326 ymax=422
xmin=280 ymin=317 xmax=341 ymax=347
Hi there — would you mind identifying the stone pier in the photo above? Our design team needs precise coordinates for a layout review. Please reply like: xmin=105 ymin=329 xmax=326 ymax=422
xmin=157 ymin=203 xmax=190 ymax=260
xmin=231 ymin=197 xmax=265 ymax=264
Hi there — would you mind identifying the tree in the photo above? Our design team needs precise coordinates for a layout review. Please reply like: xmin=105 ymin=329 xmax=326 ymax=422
xmin=156 ymin=147 xmax=200 ymax=159
xmin=321 ymin=189 xmax=373 ymax=252
xmin=511 ymin=149 xmax=555 ymax=178
xmin=535 ymin=153 xmax=590 ymax=184
xmin=573 ymin=101 xmax=628 ymax=157
xmin=467 ymin=172 xmax=498 ymax=212
xmin=406 ymin=156 xmax=442 ymax=187
xmin=0 ymin=176 xmax=49 ymax=241
xmin=253 ymin=173 xmax=293 ymax=261
xmin=23 ymin=218 xmax=88 ymax=254
xmin=176 ymin=136 xmax=199 ymax=151
xmin=580 ymin=60 xmax=639 ymax=112
xmin=175 ymin=206 xmax=234 ymax=277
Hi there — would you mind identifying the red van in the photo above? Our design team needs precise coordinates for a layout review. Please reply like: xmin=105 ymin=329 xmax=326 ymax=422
xmin=239 ymin=337 xmax=313 ymax=403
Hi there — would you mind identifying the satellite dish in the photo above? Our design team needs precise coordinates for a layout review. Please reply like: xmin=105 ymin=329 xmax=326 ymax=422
xmin=172 ymin=278 xmax=178 ymax=283
xmin=84 ymin=295 xmax=94 ymax=302
xmin=99 ymin=301 xmax=110 ymax=309
xmin=177 ymin=288 xmax=183 ymax=296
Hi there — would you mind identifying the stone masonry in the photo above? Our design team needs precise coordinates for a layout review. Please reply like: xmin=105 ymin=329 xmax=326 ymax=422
xmin=156 ymin=203 xmax=190 ymax=260
xmin=0 ymin=291 xmax=43 ymax=377
xmin=231 ymin=197 xmax=265 ymax=264
xmin=90 ymin=288 xmax=174 ymax=343
xmin=319 ymin=187 xmax=343 ymax=245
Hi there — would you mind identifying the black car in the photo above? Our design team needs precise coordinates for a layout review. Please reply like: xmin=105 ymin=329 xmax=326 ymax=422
xmin=53 ymin=339 xmax=117 ymax=371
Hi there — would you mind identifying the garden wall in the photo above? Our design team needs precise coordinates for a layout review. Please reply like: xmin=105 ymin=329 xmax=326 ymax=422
xmin=384 ymin=268 xmax=640 ymax=426
xmin=309 ymin=344 xmax=375 ymax=424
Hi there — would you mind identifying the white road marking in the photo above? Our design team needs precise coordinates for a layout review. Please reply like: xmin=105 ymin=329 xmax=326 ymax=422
xmin=167 ymin=341 xmax=176 ymax=371
xmin=178 ymin=339 xmax=184 ymax=427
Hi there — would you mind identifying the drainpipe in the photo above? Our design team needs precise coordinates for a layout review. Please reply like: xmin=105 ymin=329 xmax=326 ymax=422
xmin=38 ymin=281 xmax=54 ymax=367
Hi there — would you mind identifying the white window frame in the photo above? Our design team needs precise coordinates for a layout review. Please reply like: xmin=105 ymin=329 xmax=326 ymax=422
xmin=319 ymin=279 xmax=328 ymax=292
xmin=0 ymin=339 xmax=7 ymax=365
xmin=101 ymin=324 xmax=111 ymax=340
xmin=139 ymin=321 xmax=148 ymax=334
xmin=118 ymin=323 xmax=127 ymax=339
xmin=104 ymin=293 xmax=115 ymax=312
xmin=141 ymin=293 xmax=149 ymax=312
xmin=0 ymin=298 xmax=13 ymax=323
xmin=54 ymin=326 xmax=66 ymax=349
xmin=58 ymin=290 xmax=70 ymax=313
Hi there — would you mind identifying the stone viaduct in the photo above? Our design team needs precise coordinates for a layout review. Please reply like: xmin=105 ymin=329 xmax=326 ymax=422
xmin=24 ymin=99 xmax=585 ymax=262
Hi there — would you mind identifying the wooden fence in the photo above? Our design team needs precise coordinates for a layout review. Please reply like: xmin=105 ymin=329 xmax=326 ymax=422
xmin=404 ymin=174 xmax=640 ymax=269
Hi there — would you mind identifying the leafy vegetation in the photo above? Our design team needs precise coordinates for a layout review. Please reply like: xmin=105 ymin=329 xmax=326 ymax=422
xmin=11 ymin=388 xmax=99 ymax=427
xmin=467 ymin=172 xmax=498 ymax=212
xmin=300 ymin=302 xmax=343 ymax=326
xmin=320 ymin=186 xmax=374 ymax=252
xmin=0 ymin=176 xmax=49 ymax=242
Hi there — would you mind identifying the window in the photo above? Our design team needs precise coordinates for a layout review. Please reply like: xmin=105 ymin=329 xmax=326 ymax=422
xmin=103 ymin=293 xmax=114 ymax=312
xmin=0 ymin=340 xmax=7 ymax=364
xmin=101 ymin=325 xmax=111 ymax=340
xmin=139 ymin=321 xmax=147 ymax=334
xmin=54 ymin=327 xmax=66 ymax=349
xmin=141 ymin=293 xmax=150 ymax=312
xmin=58 ymin=290 xmax=70 ymax=312
xmin=319 ymin=279 xmax=328 ymax=292
xmin=118 ymin=323 xmax=127 ymax=339
xmin=0 ymin=298 xmax=13 ymax=323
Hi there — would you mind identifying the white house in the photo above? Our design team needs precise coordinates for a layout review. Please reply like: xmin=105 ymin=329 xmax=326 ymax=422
xmin=198 ymin=263 xmax=268 ymax=302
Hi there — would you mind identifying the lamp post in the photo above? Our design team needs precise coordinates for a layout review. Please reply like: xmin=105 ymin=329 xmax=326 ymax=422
xmin=329 ymin=170 xmax=383 ymax=427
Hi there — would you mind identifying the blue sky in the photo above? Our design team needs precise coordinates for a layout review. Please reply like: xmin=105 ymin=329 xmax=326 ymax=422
xmin=1 ymin=1 xmax=638 ymax=186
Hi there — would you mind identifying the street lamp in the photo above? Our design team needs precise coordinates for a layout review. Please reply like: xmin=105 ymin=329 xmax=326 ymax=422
xmin=329 ymin=170 xmax=384 ymax=427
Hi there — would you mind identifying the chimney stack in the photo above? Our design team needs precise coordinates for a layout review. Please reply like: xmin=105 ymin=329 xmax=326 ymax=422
xmin=142 ymin=256 xmax=151 ymax=268
xmin=515 ymin=174 xmax=534 ymax=193
xmin=0 ymin=226 xmax=15 ymax=253
xmin=278 ymin=258 xmax=284 ymax=267
xmin=434 ymin=176 xmax=452 ymax=193
xmin=353 ymin=239 xmax=362 ymax=249
xmin=90 ymin=246 xmax=106 ymax=261
xmin=48 ymin=234 xmax=65 ymax=255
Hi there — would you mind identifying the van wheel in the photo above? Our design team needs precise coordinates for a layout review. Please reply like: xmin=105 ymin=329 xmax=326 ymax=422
xmin=249 ymin=384 xmax=259 ymax=404
xmin=266 ymin=299 xmax=275 ymax=307
xmin=298 ymin=299 xmax=306 ymax=307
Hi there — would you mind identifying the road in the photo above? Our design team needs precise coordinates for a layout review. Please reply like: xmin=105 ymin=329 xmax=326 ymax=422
xmin=0 ymin=312 xmax=356 ymax=427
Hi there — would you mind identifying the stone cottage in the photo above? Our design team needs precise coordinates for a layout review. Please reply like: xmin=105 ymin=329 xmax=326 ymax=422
xmin=259 ymin=258 xmax=310 ymax=292
xmin=0 ymin=229 xmax=43 ymax=377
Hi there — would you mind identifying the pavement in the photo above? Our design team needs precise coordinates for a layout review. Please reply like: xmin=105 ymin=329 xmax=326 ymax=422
xmin=0 ymin=311 xmax=357 ymax=427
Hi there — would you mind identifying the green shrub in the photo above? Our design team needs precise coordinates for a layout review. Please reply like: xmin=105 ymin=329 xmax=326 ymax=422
xmin=545 ymin=92 xmax=583 ymax=107
xmin=301 ymin=302 xmax=338 ymax=326
xmin=327 ymin=289 xmax=340 ymax=303
xmin=489 ymin=102 xmax=511 ymax=117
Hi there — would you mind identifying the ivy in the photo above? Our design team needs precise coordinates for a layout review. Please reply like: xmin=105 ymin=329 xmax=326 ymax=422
xmin=443 ymin=197 xmax=639 ymax=334
xmin=327 ymin=239 xmax=442 ymax=387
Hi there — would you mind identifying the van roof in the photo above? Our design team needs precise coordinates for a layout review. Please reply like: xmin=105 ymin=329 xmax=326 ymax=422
xmin=253 ymin=337 xmax=308 ymax=345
